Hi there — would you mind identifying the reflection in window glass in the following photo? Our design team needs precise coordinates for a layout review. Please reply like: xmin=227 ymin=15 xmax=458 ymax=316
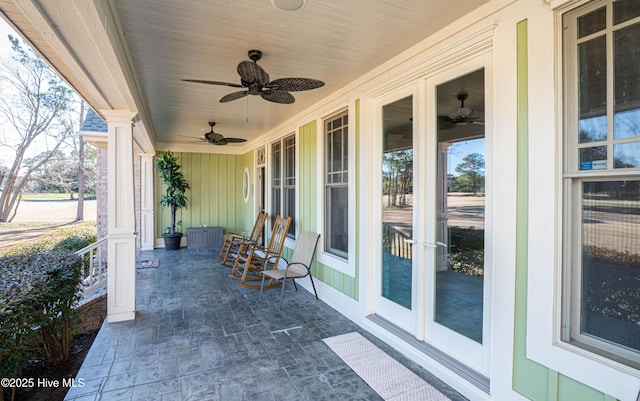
xmin=381 ymin=96 xmax=413 ymax=310
xmin=579 ymin=116 xmax=607 ymax=143
xmin=579 ymin=37 xmax=607 ymax=141
xmin=613 ymin=0 xmax=640 ymax=25
xmin=578 ymin=6 xmax=606 ymax=38
xmin=614 ymin=23 xmax=640 ymax=140
xmin=614 ymin=142 xmax=640 ymax=168
xmin=434 ymin=69 xmax=485 ymax=344
xmin=579 ymin=146 xmax=607 ymax=170
xmin=579 ymin=181 xmax=640 ymax=366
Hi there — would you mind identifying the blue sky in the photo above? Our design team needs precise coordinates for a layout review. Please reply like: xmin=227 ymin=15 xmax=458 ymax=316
xmin=447 ymin=138 xmax=485 ymax=176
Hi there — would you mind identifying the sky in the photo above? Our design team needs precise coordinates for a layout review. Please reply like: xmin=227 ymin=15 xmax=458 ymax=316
xmin=0 ymin=17 xmax=13 ymax=57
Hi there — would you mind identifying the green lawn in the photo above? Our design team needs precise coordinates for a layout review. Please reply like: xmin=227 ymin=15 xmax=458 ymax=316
xmin=21 ymin=193 xmax=76 ymax=200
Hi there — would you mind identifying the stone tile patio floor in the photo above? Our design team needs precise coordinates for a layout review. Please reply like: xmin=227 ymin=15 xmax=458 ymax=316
xmin=65 ymin=248 xmax=468 ymax=401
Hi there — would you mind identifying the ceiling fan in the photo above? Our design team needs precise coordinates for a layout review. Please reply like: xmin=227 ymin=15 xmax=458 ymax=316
xmin=439 ymin=93 xmax=484 ymax=129
xmin=187 ymin=122 xmax=247 ymax=146
xmin=182 ymin=49 xmax=324 ymax=104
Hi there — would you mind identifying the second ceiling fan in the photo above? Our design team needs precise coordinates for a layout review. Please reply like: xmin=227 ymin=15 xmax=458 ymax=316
xmin=183 ymin=49 xmax=324 ymax=104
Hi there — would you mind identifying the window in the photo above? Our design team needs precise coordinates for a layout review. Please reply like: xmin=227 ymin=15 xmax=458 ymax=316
xmin=562 ymin=0 xmax=640 ymax=370
xmin=324 ymin=111 xmax=349 ymax=259
xmin=271 ymin=134 xmax=296 ymax=237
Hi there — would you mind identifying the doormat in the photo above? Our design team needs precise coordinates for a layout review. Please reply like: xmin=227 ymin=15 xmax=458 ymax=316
xmin=136 ymin=259 xmax=159 ymax=269
xmin=323 ymin=332 xmax=451 ymax=401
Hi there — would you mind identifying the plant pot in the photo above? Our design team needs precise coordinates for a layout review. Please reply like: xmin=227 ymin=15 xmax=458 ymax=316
xmin=163 ymin=233 xmax=183 ymax=250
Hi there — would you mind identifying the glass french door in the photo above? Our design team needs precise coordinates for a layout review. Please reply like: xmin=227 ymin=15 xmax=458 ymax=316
xmin=425 ymin=68 xmax=487 ymax=369
xmin=374 ymin=65 xmax=490 ymax=373
xmin=375 ymin=92 xmax=416 ymax=331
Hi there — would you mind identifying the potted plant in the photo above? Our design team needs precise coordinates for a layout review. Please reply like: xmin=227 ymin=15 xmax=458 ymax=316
xmin=155 ymin=151 xmax=190 ymax=250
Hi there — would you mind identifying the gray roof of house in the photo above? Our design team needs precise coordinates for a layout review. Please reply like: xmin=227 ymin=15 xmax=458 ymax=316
xmin=81 ymin=108 xmax=107 ymax=133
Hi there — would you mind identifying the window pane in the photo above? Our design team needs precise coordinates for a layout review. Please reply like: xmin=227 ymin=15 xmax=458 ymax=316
xmin=614 ymin=23 xmax=640 ymax=140
xmin=579 ymin=146 xmax=608 ymax=170
xmin=332 ymin=129 xmax=343 ymax=174
xmin=326 ymin=133 xmax=333 ymax=175
xmin=614 ymin=0 xmax=640 ymax=25
xmin=579 ymin=36 xmax=608 ymax=143
xmin=326 ymin=186 xmax=349 ymax=257
xmin=272 ymin=189 xmax=281 ymax=222
xmin=578 ymin=7 xmax=606 ymax=38
xmin=579 ymin=116 xmax=607 ymax=143
xmin=381 ymin=96 xmax=413 ymax=310
xmin=272 ymin=143 xmax=281 ymax=179
xmin=580 ymin=181 xmax=640 ymax=358
xmin=614 ymin=142 xmax=640 ymax=168
xmin=284 ymin=188 xmax=295 ymax=236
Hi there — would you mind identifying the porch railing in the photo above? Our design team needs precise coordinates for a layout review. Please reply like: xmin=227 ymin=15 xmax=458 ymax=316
xmin=75 ymin=237 xmax=108 ymax=295
xmin=382 ymin=223 xmax=412 ymax=260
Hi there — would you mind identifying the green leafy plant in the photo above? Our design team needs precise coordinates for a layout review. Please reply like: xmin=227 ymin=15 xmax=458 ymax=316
xmin=0 ymin=251 xmax=82 ymax=400
xmin=154 ymin=151 xmax=190 ymax=235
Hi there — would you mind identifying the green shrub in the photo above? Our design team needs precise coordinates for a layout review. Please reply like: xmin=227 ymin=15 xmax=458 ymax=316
xmin=0 ymin=251 xmax=82 ymax=394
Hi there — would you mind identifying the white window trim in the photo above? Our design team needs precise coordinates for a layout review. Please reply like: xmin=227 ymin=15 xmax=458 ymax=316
xmin=526 ymin=2 xmax=640 ymax=399
xmin=316 ymin=100 xmax=356 ymax=277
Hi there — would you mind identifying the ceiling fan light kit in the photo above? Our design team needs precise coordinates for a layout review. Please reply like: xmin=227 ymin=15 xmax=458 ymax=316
xmin=183 ymin=49 xmax=324 ymax=104
xmin=271 ymin=0 xmax=308 ymax=11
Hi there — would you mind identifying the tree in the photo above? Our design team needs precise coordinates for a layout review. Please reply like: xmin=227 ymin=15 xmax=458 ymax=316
xmin=0 ymin=35 xmax=78 ymax=222
xmin=75 ymin=101 xmax=86 ymax=221
xmin=454 ymin=153 xmax=485 ymax=194
xmin=383 ymin=149 xmax=413 ymax=206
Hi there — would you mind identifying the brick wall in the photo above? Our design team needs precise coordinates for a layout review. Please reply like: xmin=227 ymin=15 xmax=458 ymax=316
xmin=95 ymin=145 xmax=108 ymax=240
xmin=72 ymin=295 xmax=106 ymax=334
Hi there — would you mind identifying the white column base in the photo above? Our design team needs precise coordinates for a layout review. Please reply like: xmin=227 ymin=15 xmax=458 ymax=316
xmin=106 ymin=234 xmax=137 ymax=322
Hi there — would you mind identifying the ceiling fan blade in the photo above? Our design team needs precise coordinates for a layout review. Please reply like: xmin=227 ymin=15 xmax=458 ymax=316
xmin=237 ymin=60 xmax=269 ymax=85
xmin=213 ymin=139 xmax=228 ymax=145
xmin=220 ymin=90 xmax=249 ymax=103
xmin=267 ymin=78 xmax=325 ymax=92
xmin=261 ymin=90 xmax=295 ymax=104
xmin=223 ymin=137 xmax=247 ymax=143
xmin=179 ymin=135 xmax=207 ymax=143
xmin=182 ymin=79 xmax=243 ymax=88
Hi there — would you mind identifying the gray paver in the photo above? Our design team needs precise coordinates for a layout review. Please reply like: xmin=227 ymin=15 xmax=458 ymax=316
xmin=64 ymin=248 xmax=468 ymax=400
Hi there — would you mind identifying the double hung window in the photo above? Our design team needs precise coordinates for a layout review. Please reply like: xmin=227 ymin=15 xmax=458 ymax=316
xmin=562 ymin=0 xmax=640 ymax=370
xmin=271 ymin=134 xmax=296 ymax=237
xmin=324 ymin=111 xmax=349 ymax=259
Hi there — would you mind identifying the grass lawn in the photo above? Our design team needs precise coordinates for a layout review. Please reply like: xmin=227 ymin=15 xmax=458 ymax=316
xmin=21 ymin=193 xmax=76 ymax=200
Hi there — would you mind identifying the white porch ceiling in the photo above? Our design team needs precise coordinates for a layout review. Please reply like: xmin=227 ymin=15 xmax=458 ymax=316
xmin=0 ymin=0 xmax=489 ymax=152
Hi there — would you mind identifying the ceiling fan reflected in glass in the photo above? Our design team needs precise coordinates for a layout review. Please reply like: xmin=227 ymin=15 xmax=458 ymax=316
xmin=440 ymin=92 xmax=484 ymax=129
xmin=182 ymin=49 xmax=325 ymax=104
xmin=183 ymin=122 xmax=247 ymax=146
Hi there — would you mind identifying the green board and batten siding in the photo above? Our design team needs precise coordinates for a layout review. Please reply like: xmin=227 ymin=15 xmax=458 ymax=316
xmin=155 ymin=152 xmax=246 ymax=238
xmin=295 ymin=116 xmax=358 ymax=300
xmin=512 ymin=19 xmax=617 ymax=401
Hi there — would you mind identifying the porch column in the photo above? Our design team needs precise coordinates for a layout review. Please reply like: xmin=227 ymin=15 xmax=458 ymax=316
xmin=103 ymin=110 xmax=137 ymax=323
xmin=139 ymin=152 xmax=155 ymax=250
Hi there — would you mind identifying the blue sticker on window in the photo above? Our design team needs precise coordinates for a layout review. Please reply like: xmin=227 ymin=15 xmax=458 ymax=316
xmin=580 ymin=161 xmax=593 ymax=170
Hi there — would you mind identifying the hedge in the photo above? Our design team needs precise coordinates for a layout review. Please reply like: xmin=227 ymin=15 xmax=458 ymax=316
xmin=0 ymin=250 xmax=83 ymax=400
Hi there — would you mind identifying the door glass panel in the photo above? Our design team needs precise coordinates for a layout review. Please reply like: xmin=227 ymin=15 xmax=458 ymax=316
xmin=381 ymin=96 xmax=413 ymax=309
xmin=435 ymin=70 xmax=485 ymax=343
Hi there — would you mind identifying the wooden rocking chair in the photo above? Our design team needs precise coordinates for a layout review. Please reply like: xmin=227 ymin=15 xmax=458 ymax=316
xmin=219 ymin=211 xmax=268 ymax=267
xmin=229 ymin=215 xmax=292 ymax=289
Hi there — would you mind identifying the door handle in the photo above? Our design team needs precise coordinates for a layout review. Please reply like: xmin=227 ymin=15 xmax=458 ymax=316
xmin=403 ymin=238 xmax=417 ymax=245
xmin=424 ymin=241 xmax=447 ymax=248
